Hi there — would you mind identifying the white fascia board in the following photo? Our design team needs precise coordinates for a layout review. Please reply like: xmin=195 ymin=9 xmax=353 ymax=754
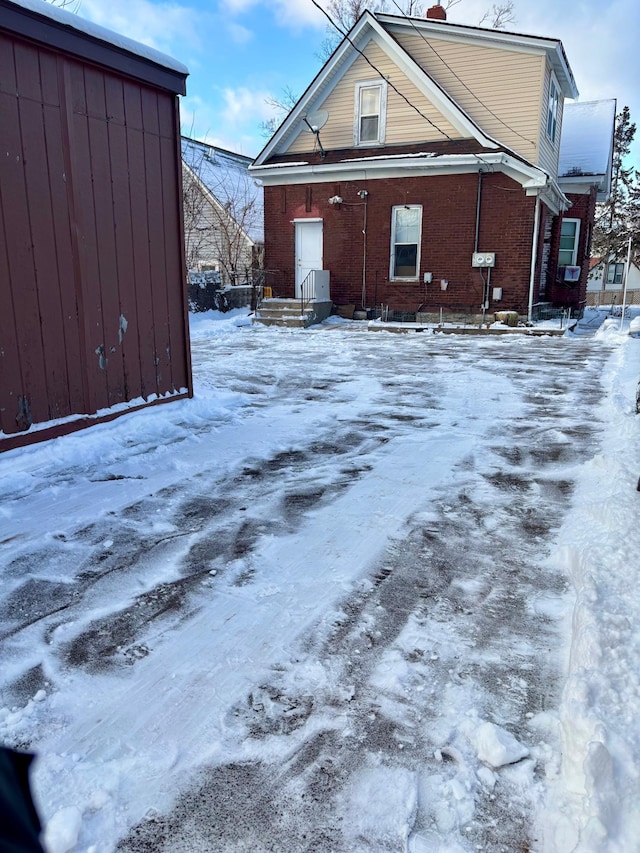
xmin=251 ymin=151 xmax=548 ymax=189
xmin=524 ymin=175 xmax=570 ymax=214
xmin=378 ymin=15 xmax=578 ymax=99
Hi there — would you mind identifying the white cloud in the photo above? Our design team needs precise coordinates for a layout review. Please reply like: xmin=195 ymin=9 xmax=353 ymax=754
xmin=79 ymin=0 xmax=205 ymax=56
xmin=227 ymin=21 xmax=254 ymax=43
xmin=180 ymin=88 xmax=279 ymax=157
xmin=220 ymin=86 xmax=279 ymax=124
xmin=219 ymin=0 xmax=327 ymax=30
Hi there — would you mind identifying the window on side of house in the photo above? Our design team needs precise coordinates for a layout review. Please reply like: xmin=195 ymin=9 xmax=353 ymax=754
xmin=355 ymin=80 xmax=387 ymax=146
xmin=606 ymin=262 xmax=625 ymax=284
xmin=547 ymin=76 xmax=559 ymax=143
xmin=390 ymin=205 xmax=422 ymax=280
xmin=558 ymin=218 xmax=580 ymax=267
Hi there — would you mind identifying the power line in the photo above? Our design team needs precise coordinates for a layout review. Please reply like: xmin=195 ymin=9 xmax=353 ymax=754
xmin=388 ymin=1 xmax=537 ymax=148
xmin=309 ymin=0 xmax=455 ymax=142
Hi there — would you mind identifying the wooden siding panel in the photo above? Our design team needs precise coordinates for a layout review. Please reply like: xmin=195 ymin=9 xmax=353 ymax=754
xmin=20 ymin=95 xmax=71 ymax=420
xmin=13 ymin=40 xmax=41 ymax=103
xmin=1 ymin=90 xmax=52 ymax=428
xmin=126 ymin=126 xmax=158 ymax=399
xmin=160 ymin=130 xmax=188 ymax=392
xmin=71 ymin=107 xmax=110 ymax=413
xmin=0 ymin=33 xmax=17 ymax=94
xmin=42 ymin=98 xmax=85 ymax=415
xmin=38 ymin=49 xmax=59 ymax=106
xmin=144 ymin=128 xmax=172 ymax=395
xmin=0 ymin=167 xmax=23 ymax=435
xmin=141 ymin=87 xmax=160 ymax=136
xmin=88 ymin=112 xmax=128 ymax=406
xmin=67 ymin=58 xmax=87 ymax=115
xmin=108 ymin=119 xmax=144 ymax=401
xmin=123 ymin=80 xmax=143 ymax=130
xmin=105 ymin=75 xmax=126 ymax=126
xmin=84 ymin=64 xmax=106 ymax=120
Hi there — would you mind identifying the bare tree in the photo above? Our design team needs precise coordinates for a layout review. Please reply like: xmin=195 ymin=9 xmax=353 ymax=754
xmin=43 ymin=0 xmax=82 ymax=10
xmin=479 ymin=1 xmax=515 ymax=28
xmin=259 ymin=86 xmax=299 ymax=139
xmin=182 ymin=140 xmax=263 ymax=290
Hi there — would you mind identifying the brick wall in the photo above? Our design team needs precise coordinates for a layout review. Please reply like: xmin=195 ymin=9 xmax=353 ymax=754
xmin=264 ymin=172 xmax=540 ymax=315
xmin=546 ymin=188 xmax=596 ymax=311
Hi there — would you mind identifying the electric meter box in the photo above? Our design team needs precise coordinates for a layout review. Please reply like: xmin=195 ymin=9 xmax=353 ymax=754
xmin=472 ymin=252 xmax=496 ymax=267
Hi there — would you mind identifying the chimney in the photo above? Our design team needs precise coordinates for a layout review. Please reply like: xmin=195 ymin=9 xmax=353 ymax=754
xmin=426 ymin=3 xmax=447 ymax=20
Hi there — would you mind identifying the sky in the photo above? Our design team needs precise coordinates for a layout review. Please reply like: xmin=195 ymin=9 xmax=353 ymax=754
xmin=66 ymin=0 xmax=640 ymax=168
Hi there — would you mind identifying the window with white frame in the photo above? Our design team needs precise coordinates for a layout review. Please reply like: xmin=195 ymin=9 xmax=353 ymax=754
xmin=390 ymin=205 xmax=422 ymax=280
xmin=355 ymin=80 xmax=387 ymax=146
xmin=606 ymin=262 xmax=625 ymax=284
xmin=547 ymin=76 xmax=559 ymax=143
xmin=558 ymin=218 xmax=580 ymax=267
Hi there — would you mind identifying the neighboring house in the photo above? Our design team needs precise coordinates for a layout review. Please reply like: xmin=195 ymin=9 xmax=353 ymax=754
xmin=0 ymin=0 xmax=191 ymax=451
xmin=250 ymin=6 xmax=614 ymax=322
xmin=181 ymin=137 xmax=264 ymax=286
xmin=587 ymin=256 xmax=640 ymax=305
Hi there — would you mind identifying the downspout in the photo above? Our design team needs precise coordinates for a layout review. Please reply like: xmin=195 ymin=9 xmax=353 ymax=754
xmin=475 ymin=170 xmax=484 ymax=253
xmin=528 ymin=194 xmax=542 ymax=323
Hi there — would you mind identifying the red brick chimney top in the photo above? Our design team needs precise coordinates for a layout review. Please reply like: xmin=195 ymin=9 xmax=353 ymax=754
xmin=426 ymin=4 xmax=447 ymax=20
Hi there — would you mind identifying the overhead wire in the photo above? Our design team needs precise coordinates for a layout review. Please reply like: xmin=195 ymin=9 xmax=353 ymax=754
xmin=388 ymin=0 xmax=537 ymax=148
xmin=308 ymin=0 xmax=497 ymax=171
xmin=309 ymin=0 xmax=455 ymax=142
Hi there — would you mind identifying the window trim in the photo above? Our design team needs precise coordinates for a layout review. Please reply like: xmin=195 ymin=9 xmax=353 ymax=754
xmin=558 ymin=217 xmax=580 ymax=267
xmin=606 ymin=262 xmax=625 ymax=285
xmin=354 ymin=79 xmax=387 ymax=147
xmin=390 ymin=204 xmax=422 ymax=282
xmin=546 ymin=73 xmax=559 ymax=144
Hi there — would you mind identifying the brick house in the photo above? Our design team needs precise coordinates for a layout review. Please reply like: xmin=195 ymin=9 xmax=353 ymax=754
xmin=250 ymin=6 xmax=612 ymax=323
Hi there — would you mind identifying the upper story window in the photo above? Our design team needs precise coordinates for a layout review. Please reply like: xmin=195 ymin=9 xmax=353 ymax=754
xmin=558 ymin=218 xmax=580 ymax=266
xmin=390 ymin=205 xmax=422 ymax=280
xmin=606 ymin=262 xmax=625 ymax=284
xmin=354 ymin=80 xmax=387 ymax=146
xmin=547 ymin=75 xmax=559 ymax=143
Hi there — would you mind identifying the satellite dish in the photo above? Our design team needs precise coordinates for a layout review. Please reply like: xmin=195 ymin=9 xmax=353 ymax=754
xmin=303 ymin=109 xmax=329 ymax=132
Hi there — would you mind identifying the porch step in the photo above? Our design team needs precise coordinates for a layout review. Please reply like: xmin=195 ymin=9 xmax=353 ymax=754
xmin=253 ymin=299 xmax=332 ymax=329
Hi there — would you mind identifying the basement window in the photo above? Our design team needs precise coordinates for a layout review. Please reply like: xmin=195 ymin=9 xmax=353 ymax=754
xmin=390 ymin=205 xmax=422 ymax=280
xmin=354 ymin=80 xmax=387 ymax=146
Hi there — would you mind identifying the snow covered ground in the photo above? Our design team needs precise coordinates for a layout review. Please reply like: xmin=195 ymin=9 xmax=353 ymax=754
xmin=1 ymin=309 xmax=639 ymax=852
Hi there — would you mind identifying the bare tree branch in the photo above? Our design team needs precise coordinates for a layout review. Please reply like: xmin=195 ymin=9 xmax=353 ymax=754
xmin=479 ymin=1 xmax=515 ymax=29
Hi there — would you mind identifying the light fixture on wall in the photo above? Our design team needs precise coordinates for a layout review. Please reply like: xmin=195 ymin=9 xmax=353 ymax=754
xmin=328 ymin=195 xmax=343 ymax=205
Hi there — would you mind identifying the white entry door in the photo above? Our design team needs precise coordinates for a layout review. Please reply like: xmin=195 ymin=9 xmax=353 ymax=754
xmin=295 ymin=219 xmax=323 ymax=298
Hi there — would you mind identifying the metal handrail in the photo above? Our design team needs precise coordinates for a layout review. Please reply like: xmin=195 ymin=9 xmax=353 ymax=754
xmin=300 ymin=270 xmax=315 ymax=317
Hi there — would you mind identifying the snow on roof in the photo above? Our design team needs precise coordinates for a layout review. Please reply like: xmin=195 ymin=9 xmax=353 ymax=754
xmin=559 ymin=100 xmax=616 ymax=179
xmin=7 ymin=0 xmax=188 ymax=75
xmin=182 ymin=137 xmax=264 ymax=244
